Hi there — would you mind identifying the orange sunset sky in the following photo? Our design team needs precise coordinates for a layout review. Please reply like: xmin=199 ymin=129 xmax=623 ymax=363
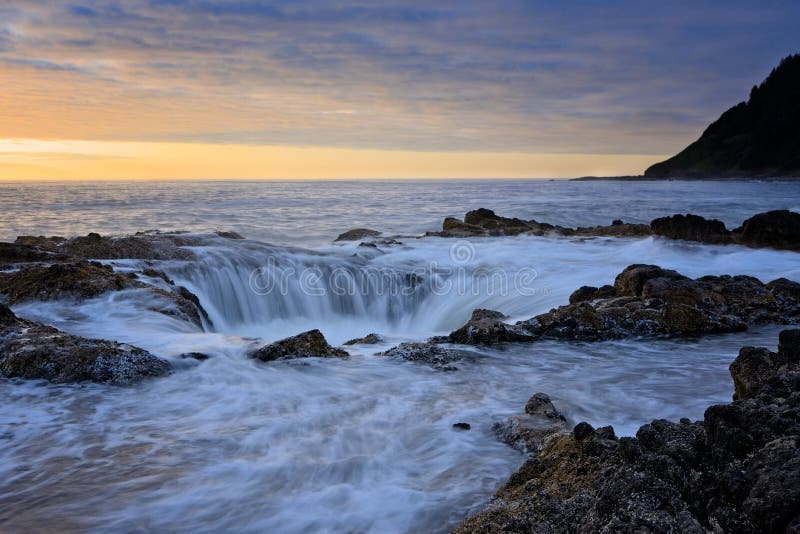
xmin=1 ymin=1 xmax=796 ymax=180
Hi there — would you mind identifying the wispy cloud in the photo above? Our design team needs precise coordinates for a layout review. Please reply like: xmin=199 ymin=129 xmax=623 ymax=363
xmin=1 ymin=1 xmax=798 ymax=154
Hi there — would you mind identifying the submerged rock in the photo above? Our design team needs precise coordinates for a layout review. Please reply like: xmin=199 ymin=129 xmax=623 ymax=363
xmin=378 ymin=342 xmax=472 ymax=371
xmin=250 ymin=329 xmax=349 ymax=362
xmin=455 ymin=329 xmax=800 ymax=533
xmin=448 ymin=309 xmax=533 ymax=345
xmin=334 ymin=228 xmax=381 ymax=242
xmin=453 ymin=422 xmax=471 ymax=431
xmin=493 ymin=393 xmax=568 ymax=453
xmin=343 ymin=333 xmax=384 ymax=345
xmin=650 ymin=213 xmax=731 ymax=244
xmin=0 ymin=304 xmax=171 ymax=384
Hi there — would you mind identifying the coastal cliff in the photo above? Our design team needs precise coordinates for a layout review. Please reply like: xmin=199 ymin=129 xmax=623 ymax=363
xmin=644 ymin=54 xmax=800 ymax=179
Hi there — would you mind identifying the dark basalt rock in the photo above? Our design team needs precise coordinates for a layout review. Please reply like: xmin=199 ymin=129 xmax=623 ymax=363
xmin=734 ymin=209 xmax=800 ymax=251
xmin=0 ymin=261 xmax=137 ymax=303
xmin=573 ymin=222 xmax=652 ymax=238
xmin=0 ymin=261 xmax=210 ymax=328
xmin=435 ymin=208 xmax=800 ymax=251
xmin=448 ymin=265 xmax=798 ymax=345
xmin=439 ymin=209 xmax=568 ymax=238
xmin=493 ymin=393 xmax=569 ymax=454
xmin=343 ymin=333 xmax=384 ymax=345
xmin=455 ymin=329 xmax=800 ymax=533
xmin=214 ymin=230 xmax=245 ymax=239
xmin=0 ymin=304 xmax=171 ymax=384
xmin=378 ymin=342 xmax=472 ymax=371
xmin=59 ymin=232 xmax=196 ymax=260
xmin=0 ymin=242 xmax=68 ymax=264
xmin=453 ymin=422 xmax=471 ymax=431
xmin=249 ymin=329 xmax=349 ymax=362
xmin=448 ymin=309 xmax=533 ymax=345
xmin=334 ymin=228 xmax=381 ymax=242
xmin=650 ymin=213 xmax=731 ymax=244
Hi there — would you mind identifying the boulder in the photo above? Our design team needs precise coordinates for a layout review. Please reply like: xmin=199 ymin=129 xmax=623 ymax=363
xmin=0 ymin=304 xmax=171 ymax=384
xmin=734 ymin=210 xmax=800 ymax=251
xmin=650 ymin=213 xmax=731 ymax=244
xmin=343 ymin=333 xmax=384 ymax=345
xmin=334 ymin=228 xmax=381 ymax=242
xmin=456 ymin=329 xmax=800 ymax=533
xmin=613 ymin=264 xmax=685 ymax=297
xmin=448 ymin=309 xmax=533 ymax=345
xmin=249 ymin=329 xmax=349 ymax=362
xmin=492 ymin=393 xmax=568 ymax=454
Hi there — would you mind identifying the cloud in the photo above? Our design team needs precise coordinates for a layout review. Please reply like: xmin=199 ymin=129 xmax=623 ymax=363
xmin=0 ymin=1 xmax=798 ymax=154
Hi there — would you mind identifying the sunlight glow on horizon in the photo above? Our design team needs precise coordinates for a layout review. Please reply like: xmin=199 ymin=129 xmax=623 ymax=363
xmin=0 ymin=139 xmax=666 ymax=180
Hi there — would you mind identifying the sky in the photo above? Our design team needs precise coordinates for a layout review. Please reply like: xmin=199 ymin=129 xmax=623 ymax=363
xmin=1 ymin=1 xmax=798 ymax=180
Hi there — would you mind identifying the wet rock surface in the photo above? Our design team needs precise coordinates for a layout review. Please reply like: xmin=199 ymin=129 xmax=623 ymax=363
xmin=650 ymin=213 xmax=731 ymax=244
xmin=343 ymin=333 xmax=384 ymax=345
xmin=450 ymin=264 xmax=799 ymax=344
xmin=492 ymin=393 xmax=568 ymax=454
xmin=448 ymin=309 xmax=533 ymax=345
xmin=734 ymin=209 xmax=800 ymax=251
xmin=432 ymin=208 xmax=800 ymax=251
xmin=0 ymin=261 xmax=210 ymax=328
xmin=0 ymin=304 xmax=171 ymax=384
xmin=250 ymin=329 xmax=349 ymax=362
xmin=334 ymin=228 xmax=382 ymax=241
xmin=455 ymin=329 xmax=800 ymax=533
xmin=378 ymin=342 xmax=474 ymax=371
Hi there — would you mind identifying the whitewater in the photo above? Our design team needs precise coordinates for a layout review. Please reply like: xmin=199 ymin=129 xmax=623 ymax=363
xmin=1 ymin=179 xmax=800 ymax=533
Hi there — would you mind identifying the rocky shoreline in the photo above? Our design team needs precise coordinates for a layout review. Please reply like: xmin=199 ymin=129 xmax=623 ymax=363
xmin=454 ymin=329 xmax=800 ymax=532
xmin=1 ymin=215 xmax=799 ymax=531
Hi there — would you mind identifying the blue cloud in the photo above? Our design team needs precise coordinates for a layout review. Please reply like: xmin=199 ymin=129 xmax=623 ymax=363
xmin=1 ymin=0 xmax=799 ymax=153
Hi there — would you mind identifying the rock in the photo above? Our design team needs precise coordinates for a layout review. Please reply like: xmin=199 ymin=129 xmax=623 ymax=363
xmin=613 ymin=264 xmax=685 ymax=297
xmin=214 ymin=231 xmax=244 ymax=239
xmin=453 ymin=422 xmax=471 ymax=431
xmin=343 ymin=333 xmax=384 ymax=345
xmin=492 ymin=393 xmax=568 ymax=454
xmin=0 ymin=242 xmax=68 ymax=264
xmin=573 ymin=223 xmax=652 ymax=238
xmin=378 ymin=342 xmax=471 ymax=371
xmin=734 ymin=210 xmax=800 ymax=251
xmin=441 ymin=217 xmax=486 ymax=237
xmin=569 ymin=285 xmax=599 ymax=304
xmin=439 ymin=209 xmax=568 ymax=238
xmin=0 ymin=261 xmax=137 ymax=303
xmin=59 ymin=232 xmax=196 ymax=260
xmin=448 ymin=309 xmax=534 ymax=345
xmin=0 ymin=304 xmax=171 ymax=384
xmin=179 ymin=352 xmax=211 ymax=361
xmin=249 ymin=329 xmax=349 ymax=362
xmin=0 ymin=261 xmax=210 ymax=328
xmin=650 ymin=213 xmax=731 ymax=244
xmin=509 ymin=266 xmax=796 ymax=344
xmin=334 ymin=228 xmax=381 ymax=242
xmin=455 ymin=329 xmax=800 ymax=533
xmin=612 ymin=219 xmax=624 ymax=226
xmin=525 ymin=392 xmax=566 ymax=422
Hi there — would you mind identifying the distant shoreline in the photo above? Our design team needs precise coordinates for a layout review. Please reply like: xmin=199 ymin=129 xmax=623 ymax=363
xmin=572 ymin=175 xmax=800 ymax=181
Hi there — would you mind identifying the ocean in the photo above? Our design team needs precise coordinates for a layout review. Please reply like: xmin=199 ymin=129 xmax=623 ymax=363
xmin=1 ymin=179 xmax=799 ymax=533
